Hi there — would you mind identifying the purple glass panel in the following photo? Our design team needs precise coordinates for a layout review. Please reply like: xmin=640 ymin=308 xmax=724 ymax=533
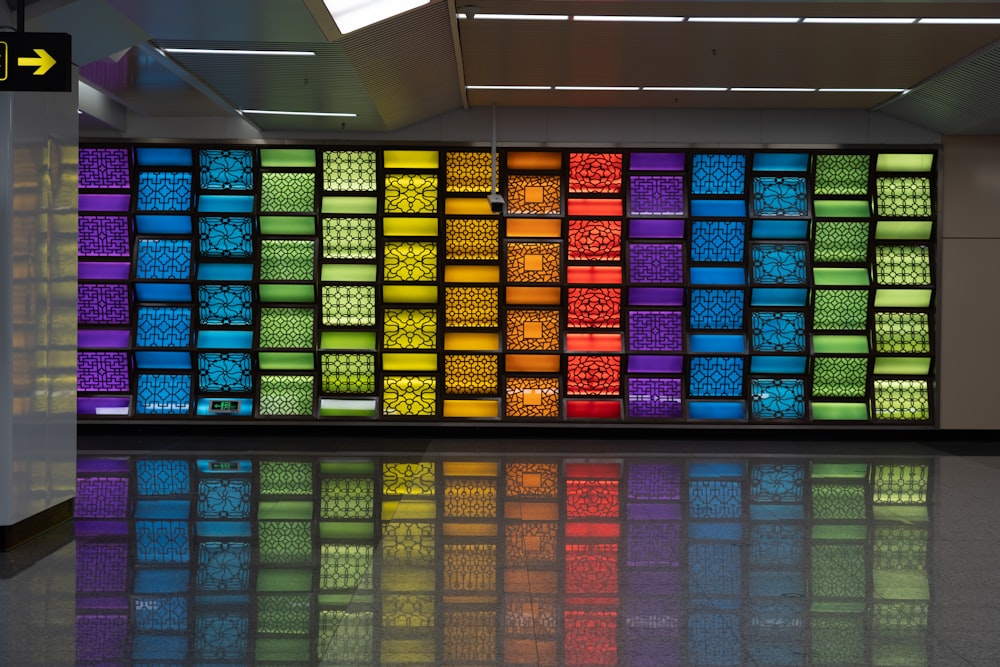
xmin=75 ymin=476 xmax=129 ymax=518
xmin=79 ymin=193 xmax=131 ymax=212
xmin=77 ymin=396 xmax=130 ymax=415
xmin=629 ymin=219 xmax=684 ymax=239
xmin=79 ymin=329 xmax=131 ymax=349
xmin=627 ymin=356 xmax=684 ymax=374
xmin=78 ymin=352 xmax=130 ymax=392
xmin=627 ymin=463 xmax=682 ymax=500
xmin=78 ymin=596 xmax=130 ymax=610
xmin=74 ymin=520 xmax=129 ymax=536
xmin=628 ymin=288 xmax=684 ymax=307
xmin=78 ymin=284 xmax=130 ymax=325
xmin=628 ymin=377 xmax=683 ymax=418
xmin=75 ymin=614 xmax=129 ymax=663
xmin=79 ymin=147 xmax=131 ymax=189
xmin=629 ymin=244 xmax=683 ymax=283
xmin=630 ymin=152 xmax=685 ymax=171
xmin=77 ymin=458 xmax=130 ymax=473
xmin=628 ymin=311 xmax=682 ymax=352
xmin=78 ymin=215 xmax=131 ymax=257
xmin=625 ymin=503 xmax=681 ymax=520
xmin=627 ymin=522 xmax=681 ymax=566
xmin=629 ymin=175 xmax=684 ymax=216
xmin=79 ymin=262 xmax=131 ymax=280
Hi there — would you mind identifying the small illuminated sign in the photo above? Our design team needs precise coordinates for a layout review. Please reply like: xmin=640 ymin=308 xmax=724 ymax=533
xmin=209 ymin=399 xmax=241 ymax=413
xmin=0 ymin=33 xmax=71 ymax=92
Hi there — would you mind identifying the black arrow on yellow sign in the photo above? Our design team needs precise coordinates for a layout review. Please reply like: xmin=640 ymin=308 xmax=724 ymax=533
xmin=17 ymin=48 xmax=57 ymax=76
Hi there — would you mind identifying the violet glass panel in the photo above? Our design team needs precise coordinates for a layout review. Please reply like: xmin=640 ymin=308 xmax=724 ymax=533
xmin=629 ymin=244 xmax=683 ymax=283
xmin=79 ymin=215 xmax=131 ymax=257
xmin=629 ymin=176 xmax=685 ymax=216
xmin=629 ymin=219 xmax=684 ymax=239
xmin=74 ymin=519 xmax=129 ymax=536
xmin=77 ymin=458 xmax=130 ymax=473
xmin=79 ymin=329 xmax=131 ymax=349
xmin=78 ymin=351 xmax=130 ymax=392
xmin=628 ymin=288 xmax=684 ymax=307
xmin=627 ymin=463 xmax=682 ymax=500
xmin=79 ymin=193 xmax=132 ymax=212
xmin=628 ymin=377 xmax=682 ymax=418
xmin=77 ymin=396 xmax=130 ymax=415
xmin=76 ymin=542 xmax=128 ymax=592
xmin=624 ymin=503 xmax=681 ymax=520
xmin=78 ymin=284 xmax=130 ymax=325
xmin=79 ymin=262 xmax=131 ymax=280
xmin=76 ymin=614 xmax=129 ymax=663
xmin=629 ymin=152 xmax=685 ymax=171
xmin=75 ymin=476 xmax=129 ymax=518
xmin=628 ymin=311 xmax=683 ymax=352
xmin=79 ymin=147 xmax=131 ymax=189
xmin=627 ymin=356 xmax=684 ymax=374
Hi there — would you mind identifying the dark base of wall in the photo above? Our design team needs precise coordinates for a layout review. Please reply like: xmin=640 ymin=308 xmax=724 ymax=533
xmin=0 ymin=498 xmax=74 ymax=554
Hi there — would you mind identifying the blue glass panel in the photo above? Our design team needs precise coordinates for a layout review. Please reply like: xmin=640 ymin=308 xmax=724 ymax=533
xmin=197 ymin=478 xmax=251 ymax=518
xmin=688 ymin=335 xmax=745 ymax=354
xmin=198 ymin=285 xmax=252 ymax=325
xmin=134 ymin=596 xmax=188 ymax=632
xmin=752 ymin=177 xmax=808 ymax=217
xmin=136 ymin=460 xmax=190 ymax=494
xmin=689 ymin=462 xmax=745 ymax=478
xmin=690 ymin=290 xmax=744 ymax=329
xmin=196 ymin=522 xmax=253 ymax=537
xmin=199 ymin=149 xmax=254 ymax=190
xmin=135 ymin=351 xmax=192 ymax=369
xmin=137 ymin=172 xmax=193 ymax=211
xmin=134 ymin=569 xmax=190 ymax=593
xmin=134 ymin=283 xmax=192 ymax=302
xmin=751 ymin=219 xmax=809 ymax=239
xmin=690 ymin=356 xmax=744 ymax=397
xmin=688 ymin=543 xmax=741 ymax=594
xmin=751 ymin=312 xmax=806 ymax=352
xmin=749 ymin=356 xmax=807 ymax=374
xmin=197 ymin=264 xmax=253 ymax=280
xmin=749 ymin=571 xmax=804 ymax=597
xmin=197 ymin=542 xmax=250 ymax=591
xmin=135 ymin=147 xmax=193 ymax=166
xmin=137 ymin=307 xmax=191 ymax=347
xmin=199 ymin=216 xmax=253 ymax=257
xmin=749 ymin=505 xmax=804 ymax=520
xmin=751 ymin=379 xmax=805 ymax=419
xmin=196 ymin=331 xmax=253 ymax=349
xmin=691 ymin=153 xmax=746 ymax=195
xmin=690 ymin=267 xmax=746 ymax=285
xmin=751 ymin=244 xmax=807 ymax=285
xmin=751 ymin=464 xmax=804 ymax=501
xmin=689 ymin=199 xmax=747 ymax=217
xmin=136 ymin=374 xmax=191 ymax=415
xmin=131 ymin=634 xmax=190 ymax=660
xmin=198 ymin=353 xmax=252 ymax=391
xmin=750 ymin=288 xmax=809 ymax=307
xmin=688 ymin=401 xmax=746 ymax=420
xmin=135 ymin=215 xmax=193 ymax=234
xmin=135 ymin=520 xmax=190 ymax=563
xmin=196 ymin=399 xmax=254 ymax=416
xmin=749 ymin=642 xmax=806 ymax=667
xmin=690 ymin=220 xmax=744 ymax=263
xmin=136 ymin=239 xmax=192 ymax=280
xmin=135 ymin=500 xmax=191 ymax=519
xmin=198 ymin=195 xmax=255 ymax=212
xmin=689 ymin=523 xmax=743 ymax=540
xmin=752 ymin=153 xmax=809 ymax=172
xmin=194 ymin=612 xmax=248 ymax=659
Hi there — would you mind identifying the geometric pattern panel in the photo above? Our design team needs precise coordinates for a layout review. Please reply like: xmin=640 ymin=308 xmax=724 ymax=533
xmin=752 ymin=177 xmax=808 ymax=217
xmin=691 ymin=153 xmax=746 ymax=195
xmin=690 ymin=220 xmax=745 ymax=263
xmin=629 ymin=243 xmax=683 ymax=283
xmin=751 ymin=311 xmax=806 ymax=352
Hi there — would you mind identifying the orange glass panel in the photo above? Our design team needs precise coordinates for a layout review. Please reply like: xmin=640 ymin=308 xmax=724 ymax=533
xmin=567 ymin=198 xmax=623 ymax=216
xmin=508 ymin=174 xmax=562 ymax=216
xmin=443 ymin=523 xmax=498 ymax=537
xmin=567 ymin=266 xmax=622 ymax=284
xmin=445 ymin=333 xmax=499 ymax=351
xmin=442 ymin=399 xmax=500 ymax=418
xmin=505 ymin=377 xmax=559 ymax=417
xmin=445 ymin=197 xmax=496 ymax=216
xmin=505 ymin=502 xmax=559 ymax=520
xmin=566 ymin=333 xmax=622 ymax=352
xmin=445 ymin=265 xmax=500 ymax=283
xmin=505 ymin=287 xmax=562 ymax=305
xmin=443 ymin=462 xmax=498 ymax=477
xmin=506 ymin=310 xmax=560 ymax=351
xmin=505 ymin=462 xmax=559 ymax=496
xmin=505 ymin=354 xmax=560 ymax=373
xmin=507 ymin=151 xmax=562 ymax=170
xmin=506 ymin=218 xmax=562 ymax=238
xmin=507 ymin=242 xmax=561 ymax=283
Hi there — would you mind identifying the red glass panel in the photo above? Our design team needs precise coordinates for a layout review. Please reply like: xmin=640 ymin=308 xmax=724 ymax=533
xmin=569 ymin=152 xmax=623 ymax=193
xmin=566 ymin=400 xmax=621 ymax=419
xmin=566 ymin=333 xmax=622 ymax=352
xmin=564 ymin=610 xmax=617 ymax=666
xmin=567 ymin=266 xmax=622 ymax=284
xmin=567 ymin=355 xmax=620 ymax=395
xmin=566 ymin=463 xmax=622 ymax=479
xmin=566 ymin=479 xmax=620 ymax=517
xmin=567 ymin=198 xmax=623 ymax=216
xmin=567 ymin=288 xmax=620 ymax=328
xmin=566 ymin=522 xmax=621 ymax=538
xmin=566 ymin=544 xmax=618 ymax=594
xmin=567 ymin=220 xmax=621 ymax=262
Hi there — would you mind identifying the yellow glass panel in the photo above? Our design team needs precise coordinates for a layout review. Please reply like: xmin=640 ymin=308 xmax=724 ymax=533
xmin=385 ymin=174 xmax=438 ymax=214
xmin=382 ymin=285 xmax=438 ymax=303
xmin=384 ymin=217 xmax=438 ymax=236
xmin=445 ymin=265 xmax=500 ymax=283
xmin=444 ymin=354 xmax=498 ymax=394
xmin=383 ymin=462 xmax=435 ymax=494
xmin=507 ymin=151 xmax=562 ymax=170
xmin=384 ymin=150 xmax=439 ymax=169
xmin=443 ymin=462 xmax=499 ymax=476
xmin=506 ymin=218 xmax=562 ymax=237
xmin=443 ymin=399 xmax=500 ymax=418
xmin=446 ymin=197 xmax=495 ymax=216
xmin=381 ymin=568 xmax=436 ymax=591
xmin=383 ymin=376 xmax=436 ymax=415
xmin=505 ymin=354 xmax=560 ymax=373
xmin=384 ymin=241 xmax=437 ymax=282
xmin=506 ymin=287 xmax=561 ymax=305
xmin=445 ymin=333 xmax=500 ymax=350
xmin=446 ymin=151 xmax=493 ymax=193
xmin=444 ymin=523 xmax=498 ymax=537
xmin=446 ymin=219 xmax=499 ymax=260
xmin=446 ymin=287 xmax=498 ymax=327
xmin=381 ymin=639 xmax=435 ymax=663
xmin=383 ymin=499 xmax=437 ymax=519
xmin=383 ymin=353 xmax=437 ymax=371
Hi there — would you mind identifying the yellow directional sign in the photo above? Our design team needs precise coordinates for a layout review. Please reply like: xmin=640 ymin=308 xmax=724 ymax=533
xmin=0 ymin=33 xmax=71 ymax=92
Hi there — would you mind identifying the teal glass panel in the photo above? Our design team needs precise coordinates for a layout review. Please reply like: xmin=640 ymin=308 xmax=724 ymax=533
xmin=196 ymin=399 xmax=254 ymax=416
xmin=688 ymin=401 xmax=746 ymax=419
xmin=689 ymin=200 xmax=747 ymax=217
xmin=690 ymin=267 xmax=746 ymax=285
xmin=135 ymin=147 xmax=193 ymax=166
xmin=689 ymin=462 xmax=745 ymax=478
xmin=135 ymin=215 xmax=192 ymax=234
xmin=137 ymin=172 xmax=193 ymax=211
xmin=135 ymin=352 xmax=191 ymax=369
xmin=198 ymin=195 xmax=255 ymax=212
xmin=197 ymin=264 xmax=254 ymax=281
xmin=689 ymin=523 xmax=743 ymax=540
xmin=199 ymin=285 xmax=252 ymax=325
xmin=752 ymin=153 xmax=809 ymax=172
xmin=136 ymin=239 xmax=192 ymax=280
xmin=136 ymin=374 xmax=191 ymax=415
xmin=751 ymin=244 xmax=807 ymax=285
xmin=751 ymin=312 xmax=805 ymax=352
xmin=750 ymin=356 xmax=807 ymax=373
xmin=199 ymin=217 xmax=253 ymax=257
xmin=750 ymin=288 xmax=808 ymax=307
xmin=751 ymin=219 xmax=809 ymax=239
xmin=197 ymin=331 xmax=253 ymax=349
xmin=199 ymin=149 xmax=254 ymax=190
xmin=198 ymin=352 xmax=252 ymax=391
xmin=751 ymin=378 xmax=805 ymax=419
xmin=688 ymin=334 xmax=745 ymax=354
xmin=752 ymin=177 xmax=808 ymax=216
xmin=134 ymin=283 xmax=192 ymax=302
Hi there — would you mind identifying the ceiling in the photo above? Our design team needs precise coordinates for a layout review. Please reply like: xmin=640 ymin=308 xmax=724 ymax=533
xmin=15 ymin=0 xmax=1000 ymax=136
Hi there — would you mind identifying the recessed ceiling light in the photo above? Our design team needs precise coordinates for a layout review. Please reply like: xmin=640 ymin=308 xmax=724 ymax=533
xmin=572 ymin=16 xmax=684 ymax=23
xmin=554 ymin=86 xmax=641 ymax=91
xmin=162 ymin=48 xmax=316 ymax=56
xmin=819 ymin=88 xmax=908 ymax=93
xmin=466 ymin=13 xmax=569 ymax=21
xmin=918 ymin=18 xmax=1000 ymax=25
xmin=802 ymin=18 xmax=916 ymax=24
xmin=687 ymin=17 xmax=800 ymax=24
xmin=643 ymin=86 xmax=728 ymax=92
xmin=466 ymin=85 xmax=552 ymax=90
xmin=323 ymin=0 xmax=430 ymax=34
xmin=730 ymin=87 xmax=816 ymax=92
xmin=241 ymin=109 xmax=358 ymax=117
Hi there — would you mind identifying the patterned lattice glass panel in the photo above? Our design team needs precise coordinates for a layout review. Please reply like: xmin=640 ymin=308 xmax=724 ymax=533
xmin=320 ymin=544 xmax=374 ymax=589
xmin=629 ymin=175 xmax=684 ymax=216
xmin=813 ymin=290 xmax=868 ymax=330
xmin=506 ymin=462 xmax=558 ymax=497
xmin=814 ymin=221 xmax=869 ymax=263
xmin=136 ymin=459 xmax=190 ymax=495
xmin=507 ymin=242 xmax=561 ymax=283
xmin=815 ymin=154 xmax=870 ymax=195
xmin=875 ymin=312 xmax=931 ymax=353
xmin=258 ymin=594 xmax=310 ymax=635
xmin=79 ymin=147 xmax=131 ymax=188
xmin=569 ymin=152 xmax=623 ymax=193
xmin=323 ymin=150 xmax=376 ymax=191
xmin=506 ymin=310 xmax=560 ymax=351
xmin=323 ymin=217 xmax=376 ymax=259
xmin=751 ymin=379 xmax=805 ymax=419
xmin=444 ymin=610 xmax=497 ymax=662
xmin=198 ymin=352 xmax=252 ymax=392
xmin=630 ymin=243 xmax=683 ymax=283
xmin=690 ymin=357 xmax=744 ymax=397
xmin=812 ymin=484 xmax=866 ymax=520
xmin=318 ymin=610 xmax=373 ymax=663
xmin=79 ymin=283 xmax=130 ymax=325
xmin=137 ymin=171 xmax=192 ymax=211
xmin=812 ymin=357 xmax=867 ymax=397
xmin=199 ymin=216 xmax=253 ymax=258
xmin=690 ymin=221 xmax=745 ymax=263
xmin=384 ymin=241 xmax=437 ymax=282
xmin=689 ymin=481 xmax=742 ymax=519
xmin=567 ymin=355 xmax=620 ymax=395
xmin=261 ymin=172 xmax=315 ymax=213
xmin=567 ymin=479 xmax=619 ymax=517
xmin=76 ymin=476 xmax=129 ymax=518
xmin=135 ymin=519 xmax=190 ymax=563
xmin=259 ymin=520 xmax=312 ymax=565
xmin=382 ymin=593 xmax=435 ymax=627
xmin=627 ymin=522 xmax=681 ymax=567
xmin=384 ymin=308 xmax=437 ymax=349
xmin=874 ymin=526 xmax=928 ymax=570
xmin=444 ymin=478 xmax=497 ymax=518
xmin=812 ymin=544 xmax=866 ymax=598
xmin=874 ymin=380 xmax=930 ymax=421
xmin=322 ymin=285 xmax=375 ymax=327
xmin=566 ymin=543 xmax=619 ymax=597
xmin=260 ymin=308 xmax=314 ymax=348
xmin=78 ymin=352 xmax=130 ymax=392
xmin=79 ymin=215 xmax=130 ymax=257
xmin=384 ymin=173 xmax=438 ymax=213
xmin=628 ymin=377 xmax=682 ymax=419
xmin=445 ymin=219 xmax=499 ymax=260
xmin=321 ymin=478 xmax=375 ymax=518
xmin=751 ymin=311 xmax=805 ymax=352
xmin=506 ymin=594 xmax=557 ymax=636
xmin=690 ymin=290 xmax=744 ymax=330
xmin=876 ymin=177 xmax=932 ymax=217
xmin=628 ymin=311 xmax=682 ymax=351
xmin=443 ymin=544 xmax=497 ymax=592
xmin=505 ymin=377 xmax=559 ymax=418
xmin=568 ymin=220 xmax=621 ymax=261
xmin=258 ymin=375 xmax=314 ymax=416
xmin=568 ymin=288 xmax=620 ymax=328
xmin=259 ymin=461 xmax=312 ymax=495
xmin=688 ymin=543 xmax=741 ymax=595
xmin=194 ymin=612 xmax=249 ymax=659
xmin=627 ymin=462 xmax=681 ymax=501
xmin=199 ymin=149 xmax=253 ymax=190
xmin=76 ymin=542 xmax=128 ymax=591
xmin=260 ymin=240 xmax=314 ymax=281
xmin=874 ymin=464 xmax=929 ymax=504
xmin=446 ymin=287 xmax=498 ymax=328
xmin=875 ymin=245 xmax=931 ymax=286
xmin=812 ymin=615 xmax=864 ymax=665
xmin=199 ymin=285 xmax=252 ymax=326
xmin=752 ymin=176 xmax=808 ymax=217
xmin=446 ymin=151 xmax=493 ymax=193
xmin=506 ymin=521 xmax=558 ymax=565
xmin=445 ymin=354 xmax=498 ymax=394
xmin=136 ymin=239 xmax=192 ymax=280
xmin=383 ymin=462 xmax=436 ymax=495
xmin=750 ymin=524 xmax=803 ymax=567
xmin=382 ymin=521 xmax=435 ymax=563
xmin=197 ymin=478 xmax=251 ymax=518
xmin=751 ymin=243 xmax=807 ymax=285
xmin=321 ymin=353 xmax=375 ymax=394
xmin=383 ymin=376 xmax=436 ymax=416
xmin=507 ymin=174 xmax=562 ymax=215
xmin=136 ymin=374 xmax=191 ymax=415
xmin=691 ymin=153 xmax=746 ymax=195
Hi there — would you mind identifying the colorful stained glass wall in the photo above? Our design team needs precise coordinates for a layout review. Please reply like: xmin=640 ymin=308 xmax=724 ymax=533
xmin=76 ymin=145 xmax=936 ymax=423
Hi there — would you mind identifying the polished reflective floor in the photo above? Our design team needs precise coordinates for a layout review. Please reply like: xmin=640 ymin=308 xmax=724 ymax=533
xmin=2 ymin=437 xmax=1000 ymax=666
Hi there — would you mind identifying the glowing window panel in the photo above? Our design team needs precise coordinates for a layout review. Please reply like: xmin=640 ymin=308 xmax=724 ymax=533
xmin=323 ymin=150 xmax=376 ymax=191
xmin=507 ymin=174 xmax=562 ymax=215
xmin=446 ymin=151 xmax=493 ymax=193
xmin=261 ymin=172 xmax=315 ymax=213
xmin=384 ymin=174 xmax=438 ymax=213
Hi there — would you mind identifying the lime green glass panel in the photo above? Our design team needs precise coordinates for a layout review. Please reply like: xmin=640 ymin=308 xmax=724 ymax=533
xmin=257 ymin=569 xmax=313 ymax=591
xmin=812 ymin=335 xmax=869 ymax=354
xmin=384 ymin=149 xmax=439 ymax=169
xmin=323 ymin=150 xmax=377 ymax=191
xmin=813 ymin=290 xmax=869 ymax=330
xmin=814 ymin=221 xmax=869 ymax=263
xmin=873 ymin=506 xmax=928 ymax=522
xmin=322 ymin=285 xmax=376 ymax=326
xmin=319 ymin=398 xmax=378 ymax=417
xmin=255 ymin=638 xmax=311 ymax=661
xmin=259 ymin=284 xmax=315 ymax=302
xmin=260 ymin=148 xmax=316 ymax=168
xmin=874 ymin=526 xmax=927 ymax=569
xmin=322 ymin=217 xmax=376 ymax=259
xmin=322 ymin=196 xmax=378 ymax=214
xmin=813 ymin=544 xmax=866 ymax=597
xmin=260 ymin=215 xmax=315 ymax=235
xmin=812 ymin=524 xmax=866 ymax=540
xmin=874 ymin=357 xmax=931 ymax=375
xmin=873 ymin=571 xmax=929 ymax=600
xmin=320 ymin=477 xmax=374 ymax=518
xmin=321 ymin=331 xmax=377 ymax=350
xmin=382 ymin=285 xmax=438 ymax=303
xmin=876 ymin=220 xmax=933 ymax=240
xmin=876 ymin=153 xmax=933 ymax=172
xmin=812 ymin=463 xmax=868 ymax=479
xmin=876 ymin=177 xmax=932 ymax=217
xmin=322 ymin=264 xmax=377 ymax=282
xmin=874 ymin=289 xmax=932 ymax=308
xmin=321 ymin=353 xmax=375 ymax=393
xmin=813 ymin=268 xmax=870 ymax=286
xmin=320 ymin=544 xmax=374 ymax=590
xmin=812 ymin=357 xmax=867 ymax=397
xmin=320 ymin=460 xmax=376 ymax=475
xmin=872 ymin=643 xmax=926 ymax=667
xmin=811 ymin=402 xmax=869 ymax=420
xmin=384 ymin=174 xmax=439 ymax=213
xmin=260 ymin=239 xmax=315 ymax=281
xmin=384 ymin=309 xmax=437 ymax=349
xmin=812 ymin=483 xmax=865 ymax=519
xmin=259 ymin=500 xmax=313 ymax=520
xmin=259 ymin=352 xmax=314 ymax=370
xmin=875 ymin=312 xmax=930 ymax=354
xmin=319 ymin=522 xmax=375 ymax=539
xmin=383 ymin=375 xmax=437 ymax=416
xmin=261 ymin=172 xmax=316 ymax=213
xmin=259 ymin=375 xmax=314 ymax=416
xmin=812 ymin=602 xmax=866 ymax=613
xmin=260 ymin=461 xmax=312 ymax=495
xmin=814 ymin=154 xmax=870 ymax=195
xmin=384 ymin=242 xmax=437 ymax=281
xmin=259 ymin=520 xmax=312 ymax=564
xmin=318 ymin=609 xmax=373 ymax=660
xmin=874 ymin=379 xmax=930 ymax=420
xmin=875 ymin=464 xmax=928 ymax=503
xmin=812 ymin=615 xmax=864 ymax=665
xmin=813 ymin=200 xmax=871 ymax=218
xmin=260 ymin=307 xmax=313 ymax=348
xmin=384 ymin=217 xmax=438 ymax=236
xmin=875 ymin=246 xmax=931 ymax=285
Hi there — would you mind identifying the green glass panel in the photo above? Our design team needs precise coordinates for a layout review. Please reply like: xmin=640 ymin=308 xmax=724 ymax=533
xmin=321 ymin=477 xmax=374 ymax=518
xmin=812 ymin=335 xmax=869 ymax=354
xmin=321 ymin=331 xmax=377 ymax=350
xmin=261 ymin=239 xmax=315 ymax=281
xmin=811 ymin=403 xmax=869 ymax=420
xmin=322 ymin=217 xmax=377 ymax=259
xmin=259 ymin=284 xmax=315 ymax=302
xmin=875 ymin=246 xmax=931 ymax=286
xmin=260 ymin=307 xmax=314 ymax=348
xmin=260 ymin=148 xmax=316 ymax=167
xmin=813 ymin=200 xmax=871 ymax=218
xmin=260 ymin=215 xmax=315 ymax=235
xmin=813 ymin=290 xmax=869 ymax=330
xmin=812 ymin=483 xmax=866 ymax=519
xmin=260 ymin=461 xmax=313 ymax=495
xmin=875 ymin=464 xmax=928 ymax=503
xmin=812 ymin=524 xmax=867 ymax=540
xmin=811 ymin=602 xmax=866 ymax=613
xmin=255 ymin=638 xmax=311 ymax=661
xmin=875 ymin=312 xmax=930 ymax=354
xmin=876 ymin=153 xmax=933 ymax=172
xmin=320 ymin=544 xmax=374 ymax=590
xmin=872 ymin=644 xmax=927 ymax=667
xmin=876 ymin=220 xmax=933 ymax=240
xmin=323 ymin=150 xmax=377 ymax=191
xmin=813 ymin=221 xmax=869 ymax=263
xmin=258 ymin=596 xmax=311 ymax=635
xmin=874 ymin=526 xmax=927 ymax=569
xmin=321 ymin=353 xmax=375 ymax=393
xmin=257 ymin=569 xmax=313 ymax=591
xmin=318 ymin=594 xmax=357 ymax=606
xmin=321 ymin=264 xmax=378 ymax=282
xmin=259 ymin=501 xmax=314 ymax=520
xmin=873 ymin=570 xmax=930 ymax=600
xmin=812 ymin=357 xmax=867 ymax=397
xmin=320 ymin=460 xmax=376 ymax=475
xmin=874 ymin=379 xmax=930 ymax=420
xmin=874 ymin=357 xmax=931 ymax=375
xmin=319 ymin=398 xmax=378 ymax=416
xmin=813 ymin=268 xmax=870 ymax=286
xmin=873 ymin=506 xmax=928 ymax=522
xmin=259 ymin=352 xmax=315 ymax=371
xmin=322 ymin=285 xmax=376 ymax=326
xmin=814 ymin=154 xmax=870 ymax=196
xmin=319 ymin=522 xmax=376 ymax=540
xmin=322 ymin=196 xmax=378 ymax=214
xmin=874 ymin=289 xmax=932 ymax=308
xmin=259 ymin=375 xmax=314 ymax=416
xmin=812 ymin=544 xmax=866 ymax=597
xmin=259 ymin=520 xmax=312 ymax=564
xmin=876 ymin=177 xmax=932 ymax=217
xmin=812 ymin=615 xmax=865 ymax=665
xmin=261 ymin=172 xmax=316 ymax=213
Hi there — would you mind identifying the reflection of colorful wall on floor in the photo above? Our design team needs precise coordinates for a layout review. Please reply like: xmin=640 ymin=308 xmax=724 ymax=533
xmin=77 ymin=146 xmax=936 ymax=423
xmin=76 ymin=455 xmax=933 ymax=665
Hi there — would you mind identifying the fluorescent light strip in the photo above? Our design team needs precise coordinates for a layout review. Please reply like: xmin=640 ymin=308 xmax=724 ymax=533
xmin=572 ymin=15 xmax=684 ymax=23
xmin=470 ymin=13 xmax=569 ymax=21
xmin=469 ymin=86 xmax=905 ymax=93
xmin=730 ymin=87 xmax=817 ymax=92
xmin=467 ymin=85 xmax=552 ymax=90
xmin=555 ymin=86 xmax=640 ymax=91
xmin=819 ymin=88 xmax=908 ymax=93
xmin=802 ymin=17 xmax=916 ymax=24
xmin=459 ymin=13 xmax=1000 ymax=25
xmin=643 ymin=86 xmax=728 ymax=92
xmin=686 ymin=17 xmax=801 ymax=24
xmin=241 ymin=109 xmax=357 ymax=117
xmin=162 ymin=48 xmax=316 ymax=56
xmin=919 ymin=18 xmax=1000 ymax=25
